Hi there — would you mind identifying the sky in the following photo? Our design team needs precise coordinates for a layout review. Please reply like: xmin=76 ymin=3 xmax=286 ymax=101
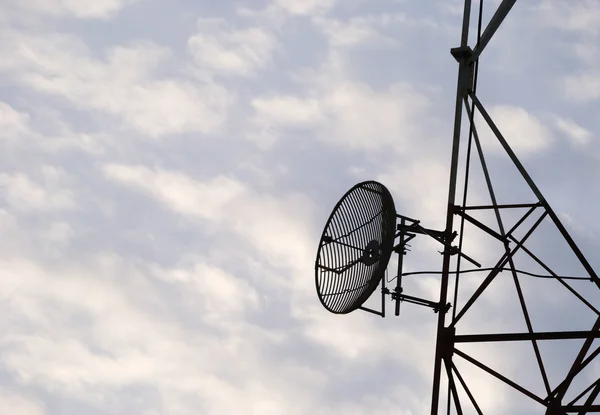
xmin=1 ymin=0 xmax=600 ymax=414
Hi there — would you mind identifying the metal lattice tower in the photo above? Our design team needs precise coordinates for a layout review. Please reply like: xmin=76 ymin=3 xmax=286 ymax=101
xmin=314 ymin=1 xmax=600 ymax=413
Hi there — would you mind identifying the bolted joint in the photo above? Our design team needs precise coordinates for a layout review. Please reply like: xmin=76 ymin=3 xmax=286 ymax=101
xmin=433 ymin=302 xmax=451 ymax=314
xmin=451 ymin=46 xmax=476 ymax=96
xmin=389 ymin=286 xmax=403 ymax=301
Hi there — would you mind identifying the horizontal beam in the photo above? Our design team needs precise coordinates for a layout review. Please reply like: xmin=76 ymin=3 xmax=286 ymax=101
xmin=397 ymin=223 xmax=449 ymax=240
xmin=461 ymin=202 xmax=540 ymax=211
xmin=455 ymin=331 xmax=600 ymax=343
xmin=562 ymin=404 xmax=600 ymax=412
xmin=396 ymin=293 xmax=444 ymax=312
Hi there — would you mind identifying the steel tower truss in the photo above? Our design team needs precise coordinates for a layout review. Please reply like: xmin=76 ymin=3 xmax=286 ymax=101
xmin=429 ymin=1 xmax=600 ymax=413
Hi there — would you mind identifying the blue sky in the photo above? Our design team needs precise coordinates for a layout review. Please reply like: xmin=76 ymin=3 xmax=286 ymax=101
xmin=1 ymin=0 xmax=600 ymax=414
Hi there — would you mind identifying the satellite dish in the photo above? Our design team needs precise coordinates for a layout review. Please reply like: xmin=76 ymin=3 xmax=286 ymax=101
xmin=315 ymin=180 xmax=397 ymax=314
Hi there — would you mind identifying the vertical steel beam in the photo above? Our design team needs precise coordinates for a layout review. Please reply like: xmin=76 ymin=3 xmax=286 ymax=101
xmin=430 ymin=1 xmax=471 ymax=413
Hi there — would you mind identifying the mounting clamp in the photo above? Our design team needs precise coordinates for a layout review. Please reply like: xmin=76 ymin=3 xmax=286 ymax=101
xmin=451 ymin=45 xmax=476 ymax=95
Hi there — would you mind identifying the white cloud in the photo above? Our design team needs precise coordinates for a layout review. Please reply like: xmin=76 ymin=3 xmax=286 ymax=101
xmin=227 ymin=191 xmax=316 ymax=269
xmin=313 ymin=18 xmax=386 ymax=47
xmin=0 ymin=32 xmax=233 ymax=138
xmin=475 ymin=105 xmax=553 ymax=156
xmin=236 ymin=0 xmax=338 ymax=26
xmin=252 ymin=96 xmax=323 ymax=126
xmin=41 ymin=131 xmax=108 ymax=155
xmin=274 ymin=0 xmax=337 ymax=16
xmin=0 ymin=167 xmax=77 ymax=212
xmin=188 ymin=18 xmax=277 ymax=77
xmin=151 ymin=259 xmax=260 ymax=318
xmin=323 ymin=82 xmax=430 ymax=150
xmin=313 ymin=14 xmax=406 ymax=47
xmin=0 ymin=389 xmax=45 ymax=415
xmin=1 ymin=0 xmax=598 ymax=413
xmin=537 ymin=0 xmax=600 ymax=35
xmin=0 ymin=102 xmax=107 ymax=154
xmin=0 ymin=257 xmax=177 ymax=392
xmin=248 ymin=95 xmax=324 ymax=147
xmin=103 ymin=163 xmax=317 ymax=271
xmin=570 ymin=41 xmax=600 ymax=66
xmin=6 ymin=0 xmax=140 ymax=20
xmin=0 ymin=102 xmax=30 ymax=139
xmin=534 ymin=2 xmax=600 ymax=104
xmin=0 ymin=254 xmax=325 ymax=414
xmin=437 ymin=0 xmax=465 ymax=17
xmin=553 ymin=116 xmax=593 ymax=146
xmin=248 ymin=39 xmax=435 ymax=150
xmin=564 ymin=72 xmax=600 ymax=103
xmin=299 ymin=304 xmax=434 ymax=368
xmin=102 ymin=164 xmax=248 ymax=220
xmin=378 ymin=157 xmax=449 ymax=224
xmin=39 ymin=222 xmax=74 ymax=245
xmin=251 ymin=81 xmax=431 ymax=150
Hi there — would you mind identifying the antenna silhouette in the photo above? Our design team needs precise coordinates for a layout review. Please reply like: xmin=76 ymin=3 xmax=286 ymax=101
xmin=313 ymin=1 xmax=600 ymax=413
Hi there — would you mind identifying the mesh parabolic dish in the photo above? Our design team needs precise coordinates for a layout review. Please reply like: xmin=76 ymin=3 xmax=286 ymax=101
xmin=315 ymin=181 xmax=397 ymax=314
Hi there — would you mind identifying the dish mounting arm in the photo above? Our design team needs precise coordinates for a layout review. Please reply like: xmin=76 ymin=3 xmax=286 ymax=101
xmin=385 ymin=214 xmax=478 ymax=316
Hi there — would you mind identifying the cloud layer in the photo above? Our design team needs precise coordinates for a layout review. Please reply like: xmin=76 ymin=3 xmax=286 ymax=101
xmin=1 ymin=1 xmax=599 ymax=414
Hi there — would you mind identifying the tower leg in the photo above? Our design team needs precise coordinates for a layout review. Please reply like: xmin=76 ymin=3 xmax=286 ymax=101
xmin=430 ymin=1 xmax=472 ymax=413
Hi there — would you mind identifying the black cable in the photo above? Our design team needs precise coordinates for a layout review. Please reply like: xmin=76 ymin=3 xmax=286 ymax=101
xmin=400 ymin=268 xmax=590 ymax=281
